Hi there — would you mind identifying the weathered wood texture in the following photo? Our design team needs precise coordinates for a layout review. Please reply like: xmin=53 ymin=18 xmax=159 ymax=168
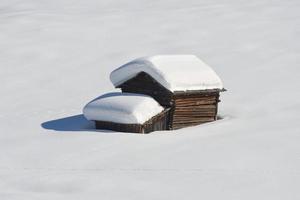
xmin=95 ymin=108 xmax=171 ymax=133
xmin=116 ymin=72 xmax=223 ymax=130
xmin=143 ymin=108 xmax=171 ymax=133
xmin=170 ymin=92 xmax=220 ymax=130
xmin=95 ymin=121 xmax=143 ymax=133
xmin=118 ymin=72 xmax=174 ymax=107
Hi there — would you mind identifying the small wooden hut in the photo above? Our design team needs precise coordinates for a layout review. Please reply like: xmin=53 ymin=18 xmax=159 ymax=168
xmin=110 ymin=55 xmax=225 ymax=130
xmin=83 ymin=92 xmax=171 ymax=133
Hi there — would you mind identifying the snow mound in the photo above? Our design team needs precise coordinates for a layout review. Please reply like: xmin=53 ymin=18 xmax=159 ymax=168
xmin=83 ymin=92 xmax=164 ymax=124
xmin=110 ymin=55 xmax=224 ymax=92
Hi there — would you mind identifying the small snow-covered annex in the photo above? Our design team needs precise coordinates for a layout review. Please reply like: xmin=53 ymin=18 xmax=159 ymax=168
xmin=83 ymin=93 xmax=170 ymax=133
xmin=110 ymin=55 xmax=225 ymax=130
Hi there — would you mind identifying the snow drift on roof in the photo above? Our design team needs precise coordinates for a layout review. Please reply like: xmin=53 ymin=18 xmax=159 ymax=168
xmin=110 ymin=55 xmax=223 ymax=92
xmin=83 ymin=92 xmax=164 ymax=124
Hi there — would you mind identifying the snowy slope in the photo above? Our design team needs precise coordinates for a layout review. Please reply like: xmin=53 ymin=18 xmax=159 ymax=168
xmin=1 ymin=0 xmax=300 ymax=199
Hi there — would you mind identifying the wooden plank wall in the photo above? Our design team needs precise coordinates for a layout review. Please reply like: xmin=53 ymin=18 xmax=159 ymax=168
xmin=171 ymin=93 xmax=220 ymax=130
xmin=95 ymin=108 xmax=171 ymax=133
xmin=118 ymin=72 xmax=174 ymax=107
xmin=115 ymin=72 xmax=224 ymax=131
xmin=143 ymin=108 xmax=171 ymax=133
xmin=95 ymin=121 xmax=143 ymax=133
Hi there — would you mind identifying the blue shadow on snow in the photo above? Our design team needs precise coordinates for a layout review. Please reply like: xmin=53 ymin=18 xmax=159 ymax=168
xmin=41 ymin=114 xmax=95 ymax=131
xmin=41 ymin=93 xmax=153 ymax=133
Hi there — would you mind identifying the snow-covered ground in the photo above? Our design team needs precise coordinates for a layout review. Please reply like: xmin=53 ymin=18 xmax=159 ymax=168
xmin=1 ymin=0 xmax=300 ymax=199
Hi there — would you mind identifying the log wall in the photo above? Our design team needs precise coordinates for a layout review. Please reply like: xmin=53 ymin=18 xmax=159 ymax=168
xmin=118 ymin=72 xmax=174 ymax=107
xmin=95 ymin=121 xmax=143 ymax=133
xmin=95 ymin=108 xmax=171 ymax=133
xmin=170 ymin=92 xmax=220 ymax=130
xmin=143 ymin=108 xmax=171 ymax=133
xmin=117 ymin=72 xmax=223 ymax=130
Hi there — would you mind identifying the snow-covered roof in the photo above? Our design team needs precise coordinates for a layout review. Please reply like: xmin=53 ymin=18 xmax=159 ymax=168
xmin=110 ymin=55 xmax=223 ymax=92
xmin=83 ymin=92 xmax=164 ymax=124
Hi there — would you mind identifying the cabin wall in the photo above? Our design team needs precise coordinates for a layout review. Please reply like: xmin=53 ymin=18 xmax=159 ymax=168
xmin=170 ymin=92 xmax=220 ymax=130
xmin=95 ymin=108 xmax=171 ymax=133
xmin=117 ymin=72 xmax=223 ymax=130
xmin=143 ymin=108 xmax=171 ymax=133
xmin=118 ymin=72 xmax=174 ymax=107
xmin=95 ymin=121 xmax=143 ymax=133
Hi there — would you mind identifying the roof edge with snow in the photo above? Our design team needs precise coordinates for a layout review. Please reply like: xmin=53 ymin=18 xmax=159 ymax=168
xmin=110 ymin=55 xmax=224 ymax=92
xmin=83 ymin=92 xmax=164 ymax=124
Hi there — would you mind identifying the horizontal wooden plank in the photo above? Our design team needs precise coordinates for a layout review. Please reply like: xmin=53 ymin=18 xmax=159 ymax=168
xmin=176 ymin=99 xmax=217 ymax=102
xmin=174 ymin=108 xmax=216 ymax=114
xmin=175 ymin=103 xmax=217 ymax=107
xmin=173 ymin=114 xmax=215 ymax=118
xmin=175 ymin=101 xmax=217 ymax=106
xmin=173 ymin=114 xmax=216 ymax=118
xmin=175 ymin=104 xmax=217 ymax=110
xmin=173 ymin=118 xmax=215 ymax=122
xmin=173 ymin=117 xmax=215 ymax=121
xmin=173 ymin=116 xmax=215 ymax=120
xmin=175 ymin=96 xmax=217 ymax=102
xmin=95 ymin=121 xmax=143 ymax=133
xmin=175 ymin=95 xmax=217 ymax=99
xmin=175 ymin=107 xmax=217 ymax=111
xmin=174 ymin=109 xmax=216 ymax=113
xmin=174 ymin=109 xmax=216 ymax=112
xmin=173 ymin=90 xmax=221 ymax=97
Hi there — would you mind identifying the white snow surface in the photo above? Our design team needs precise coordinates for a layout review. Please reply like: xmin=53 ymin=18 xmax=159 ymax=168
xmin=110 ymin=55 xmax=224 ymax=91
xmin=83 ymin=93 xmax=164 ymax=124
xmin=1 ymin=0 xmax=300 ymax=200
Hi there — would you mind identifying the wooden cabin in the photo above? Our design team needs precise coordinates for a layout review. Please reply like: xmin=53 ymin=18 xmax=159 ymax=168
xmin=110 ymin=55 xmax=225 ymax=130
xmin=83 ymin=92 xmax=171 ymax=133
